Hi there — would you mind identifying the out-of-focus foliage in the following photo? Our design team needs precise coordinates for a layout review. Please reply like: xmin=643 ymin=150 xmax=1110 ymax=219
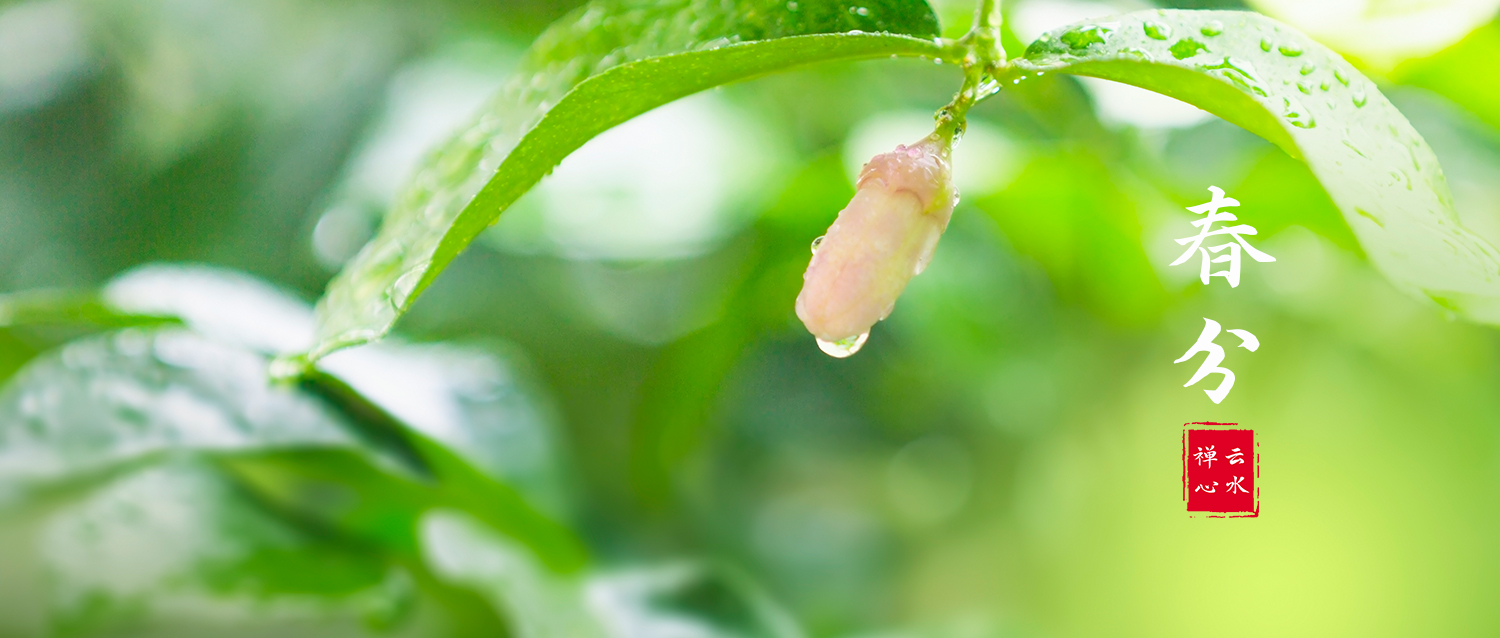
xmin=3 ymin=0 xmax=1500 ymax=637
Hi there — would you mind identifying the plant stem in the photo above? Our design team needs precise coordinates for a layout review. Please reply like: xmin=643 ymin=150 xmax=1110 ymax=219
xmin=934 ymin=0 xmax=1008 ymax=141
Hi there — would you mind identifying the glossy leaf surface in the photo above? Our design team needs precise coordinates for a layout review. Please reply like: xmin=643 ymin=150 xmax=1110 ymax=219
xmin=0 ymin=329 xmax=361 ymax=504
xmin=302 ymin=0 xmax=947 ymax=363
xmin=42 ymin=462 xmax=407 ymax=635
xmin=1013 ymin=9 xmax=1500 ymax=321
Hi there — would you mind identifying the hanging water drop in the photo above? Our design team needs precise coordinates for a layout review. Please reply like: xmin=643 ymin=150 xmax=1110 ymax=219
xmin=816 ymin=332 xmax=870 ymax=358
xmin=810 ymin=235 xmax=825 ymax=255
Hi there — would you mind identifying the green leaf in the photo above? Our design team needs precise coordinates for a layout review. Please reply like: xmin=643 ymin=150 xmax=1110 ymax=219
xmin=0 ymin=328 xmax=370 ymax=504
xmin=0 ymin=290 xmax=177 ymax=330
xmin=420 ymin=510 xmax=802 ymax=638
xmin=103 ymin=264 xmax=574 ymax=515
xmin=300 ymin=0 xmax=948 ymax=364
xmin=40 ymin=461 xmax=410 ymax=636
xmin=1012 ymin=9 xmax=1500 ymax=322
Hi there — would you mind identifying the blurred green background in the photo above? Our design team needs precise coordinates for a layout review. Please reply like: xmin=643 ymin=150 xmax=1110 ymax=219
xmin=4 ymin=0 xmax=1500 ymax=636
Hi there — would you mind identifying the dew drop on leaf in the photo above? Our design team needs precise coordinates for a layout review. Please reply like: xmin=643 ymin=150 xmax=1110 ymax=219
xmin=1278 ymin=43 xmax=1303 ymax=56
xmin=1169 ymin=38 xmax=1208 ymax=60
xmin=1260 ymin=38 xmax=1272 ymax=52
xmin=1281 ymin=96 xmax=1316 ymax=128
xmin=386 ymin=268 xmax=425 ymax=310
xmin=1142 ymin=20 xmax=1171 ymax=40
xmin=1203 ymin=57 xmax=1268 ymax=97
xmin=1199 ymin=20 xmax=1223 ymax=36
xmin=1334 ymin=67 xmax=1350 ymax=86
xmin=1299 ymin=63 xmax=1315 ymax=75
xmin=1061 ymin=24 xmax=1112 ymax=50
xmin=1352 ymin=86 xmax=1368 ymax=107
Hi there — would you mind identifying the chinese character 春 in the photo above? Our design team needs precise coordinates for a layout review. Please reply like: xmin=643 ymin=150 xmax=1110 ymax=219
xmin=1170 ymin=186 xmax=1276 ymax=287
xmin=1193 ymin=445 xmax=1217 ymax=468
xmin=1226 ymin=447 xmax=1245 ymax=465
xmin=1225 ymin=476 xmax=1249 ymax=494
xmin=1175 ymin=318 xmax=1259 ymax=404
xmin=1193 ymin=482 xmax=1218 ymax=493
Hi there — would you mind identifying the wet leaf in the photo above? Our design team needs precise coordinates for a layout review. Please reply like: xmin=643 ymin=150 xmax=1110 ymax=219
xmin=300 ymin=0 xmax=948 ymax=364
xmin=41 ymin=461 xmax=410 ymax=636
xmin=1015 ymin=10 xmax=1500 ymax=322
xmin=420 ymin=510 xmax=801 ymax=638
xmin=0 ymin=328 xmax=364 ymax=505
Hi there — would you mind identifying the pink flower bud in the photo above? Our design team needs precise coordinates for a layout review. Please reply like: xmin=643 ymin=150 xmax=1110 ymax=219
xmin=796 ymin=133 xmax=958 ymax=357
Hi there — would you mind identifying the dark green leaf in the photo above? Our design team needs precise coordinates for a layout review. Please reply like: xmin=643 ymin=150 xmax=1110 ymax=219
xmin=301 ymin=0 xmax=949 ymax=364
xmin=1013 ymin=9 xmax=1500 ymax=322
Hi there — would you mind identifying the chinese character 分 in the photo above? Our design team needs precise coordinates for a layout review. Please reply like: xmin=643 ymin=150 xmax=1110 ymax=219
xmin=1175 ymin=317 xmax=1259 ymax=404
xmin=1193 ymin=445 xmax=1217 ymax=468
xmin=1170 ymin=186 xmax=1276 ymax=287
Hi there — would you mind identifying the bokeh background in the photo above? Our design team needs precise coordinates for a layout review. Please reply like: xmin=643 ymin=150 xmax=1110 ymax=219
xmin=4 ymin=0 xmax=1500 ymax=636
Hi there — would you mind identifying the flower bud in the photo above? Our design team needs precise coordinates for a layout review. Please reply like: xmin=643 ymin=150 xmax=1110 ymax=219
xmin=796 ymin=132 xmax=958 ymax=357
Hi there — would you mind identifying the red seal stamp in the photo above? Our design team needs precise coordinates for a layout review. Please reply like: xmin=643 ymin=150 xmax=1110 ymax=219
xmin=1183 ymin=424 xmax=1258 ymax=517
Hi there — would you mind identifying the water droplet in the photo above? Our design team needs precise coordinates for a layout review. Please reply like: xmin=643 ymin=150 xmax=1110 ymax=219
xmin=1334 ymin=67 xmax=1349 ymax=85
xmin=1297 ymin=80 xmax=1314 ymax=94
xmin=1320 ymin=81 xmax=1330 ymax=91
xmin=810 ymin=235 xmax=825 ymax=255
xmin=1354 ymin=207 xmax=1384 ymax=228
xmin=1260 ymin=39 xmax=1272 ymax=52
xmin=1143 ymin=20 xmax=1171 ymax=40
xmin=816 ymin=332 xmax=869 ymax=358
xmin=1200 ymin=20 xmax=1223 ymax=36
xmin=1203 ymin=57 xmax=1268 ymax=97
xmin=786 ymin=0 xmax=798 ymax=10
xmin=1061 ymin=24 xmax=1113 ymax=49
xmin=1351 ymin=85 xmax=1367 ymax=107
xmin=1278 ymin=43 xmax=1303 ymax=56
xmin=855 ymin=6 xmax=870 ymax=16
xmin=1391 ymin=169 xmax=1412 ymax=190
xmin=934 ymin=58 xmax=943 ymax=65
xmin=1169 ymin=38 xmax=1208 ymax=60
xmin=386 ymin=266 xmax=426 ymax=309
xmin=1299 ymin=63 xmax=1315 ymax=75
xmin=1122 ymin=46 xmax=1152 ymax=61
xmin=1281 ymin=96 xmax=1315 ymax=128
